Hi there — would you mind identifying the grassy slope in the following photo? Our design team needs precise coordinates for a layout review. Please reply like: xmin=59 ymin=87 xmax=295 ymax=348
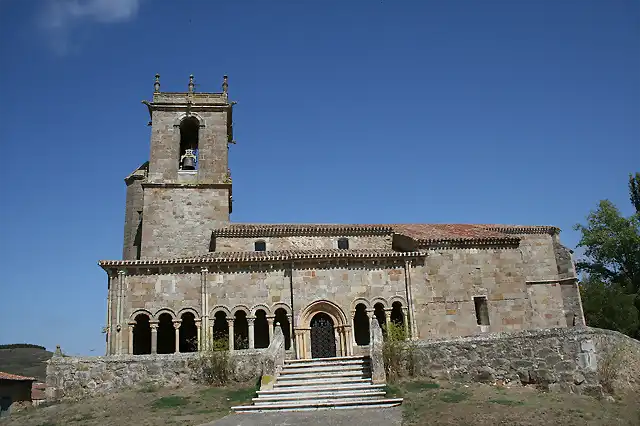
xmin=387 ymin=380 xmax=640 ymax=426
xmin=4 ymin=379 xmax=640 ymax=426
xmin=5 ymin=383 xmax=256 ymax=426
xmin=0 ymin=346 xmax=53 ymax=382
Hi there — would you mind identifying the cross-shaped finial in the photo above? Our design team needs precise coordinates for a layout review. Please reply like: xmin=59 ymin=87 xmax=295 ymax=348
xmin=222 ymin=75 xmax=228 ymax=94
xmin=154 ymin=74 xmax=160 ymax=93
xmin=188 ymin=74 xmax=195 ymax=93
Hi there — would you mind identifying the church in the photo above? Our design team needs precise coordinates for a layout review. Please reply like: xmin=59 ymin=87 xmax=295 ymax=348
xmin=99 ymin=75 xmax=585 ymax=360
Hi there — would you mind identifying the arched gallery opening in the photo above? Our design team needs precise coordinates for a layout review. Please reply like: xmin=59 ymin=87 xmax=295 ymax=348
xmin=132 ymin=313 xmax=151 ymax=355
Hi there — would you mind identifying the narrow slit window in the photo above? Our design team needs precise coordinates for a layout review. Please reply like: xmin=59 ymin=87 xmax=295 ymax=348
xmin=254 ymin=240 xmax=266 ymax=252
xmin=337 ymin=237 xmax=349 ymax=250
xmin=474 ymin=296 xmax=490 ymax=326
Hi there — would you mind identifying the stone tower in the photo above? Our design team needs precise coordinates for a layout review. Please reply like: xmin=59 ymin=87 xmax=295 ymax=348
xmin=122 ymin=74 xmax=234 ymax=260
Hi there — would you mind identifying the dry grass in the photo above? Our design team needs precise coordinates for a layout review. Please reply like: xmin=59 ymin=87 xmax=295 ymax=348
xmin=390 ymin=379 xmax=640 ymax=426
xmin=5 ymin=379 xmax=640 ymax=426
xmin=4 ymin=383 xmax=257 ymax=426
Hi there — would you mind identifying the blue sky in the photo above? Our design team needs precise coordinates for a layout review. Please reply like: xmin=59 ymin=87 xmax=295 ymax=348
xmin=0 ymin=0 xmax=638 ymax=355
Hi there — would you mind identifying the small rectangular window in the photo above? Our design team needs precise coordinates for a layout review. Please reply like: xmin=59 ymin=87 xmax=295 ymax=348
xmin=474 ymin=296 xmax=490 ymax=326
xmin=337 ymin=238 xmax=349 ymax=250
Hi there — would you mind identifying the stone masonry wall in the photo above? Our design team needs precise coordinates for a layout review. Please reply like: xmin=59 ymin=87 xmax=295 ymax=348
xmin=147 ymin=109 xmax=229 ymax=184
xmin=410 ymin=327 xmax=640 ymax=397
xmin=49 ymin=328 xmax=640 ymax=401
xmin=122 ymin=175 xmax=144 ymax=260
xmin=411 ymin=248 xmax=533 ymax=339
xmin=139 ymin=186 xmax=230 ymax=259
xmin=215 ymin=235 xmax=392 ymax=252
xmin=46 ymin=351 xmax=264 ymax=400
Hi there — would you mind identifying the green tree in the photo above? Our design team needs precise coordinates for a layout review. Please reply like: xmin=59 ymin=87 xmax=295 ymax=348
xmin=574 ymin=200 xmax=640 ymax=295
xmin=629 ymin=172 xmax=640 ymax=214
xmin=574 ymin=173 xmax=640 ymax=338
xmin=579 ymin=276 xmax=639 ymax=337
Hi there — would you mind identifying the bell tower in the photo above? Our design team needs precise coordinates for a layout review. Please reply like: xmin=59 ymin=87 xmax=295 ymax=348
xmin=123 ymin=74 xmax=235 ymax=260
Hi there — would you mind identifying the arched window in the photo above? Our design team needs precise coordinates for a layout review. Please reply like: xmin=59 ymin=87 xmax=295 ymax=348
xmin=254 ymin=310 xmax=270 ymax=349
xmin=179 ymin=312 xmax=198 ymax=352
xmin=157 ymin=313 xmax=175 ymax=354
xmin=254 ymin=240 xmax=266 ymax=252
xmin=374 ymin=303 xmax=386 ymax=333
xmin=212 ymin=311 xmax=229 ymax=350
xmin=234 ymin=311 xmax=249 ymax=350
xmin=133 ymin=314 xmax=151 ymax=355
xmin=179 ymin=117 xmax=199 ymax=170
xmin=353 ymin=304 xmax=370 ymax=346
xmin=390 ymin=301 xmax=405 ymax=339
xmin=274 ymin=308 xmax=291 ymax=350
xmin=337 ymin=237 xmax=349 ymax=250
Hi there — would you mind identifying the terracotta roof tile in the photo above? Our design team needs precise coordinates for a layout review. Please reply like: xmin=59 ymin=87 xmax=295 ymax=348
xmin=99 ymin=249 xmax=423 ymax=267
xmin=0 ymin=372 xmax=36 ymax=381
xmin=213 ymin=223 xmax=559 ymax=240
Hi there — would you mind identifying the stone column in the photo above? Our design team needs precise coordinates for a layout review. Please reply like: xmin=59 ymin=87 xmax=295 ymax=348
xmin=127 ymin=322 xmax=135 ymax=355
xmin=248 ymin=316 xmax=255 ymax=349
xmin=200 ymin=268 xmax=208 ymax=346
xmin=150 ymin=321 xmax=159 ymax=354
xmin=384 ymin=308 xmax=392 ymax=328
xmin=173 ymin=320 xmax=181 ymax=353
xmin=294 ymin=330 xmax=302 ymax=359
xmin=228 ymin=319 xmax=235 ymax=351
xmin=267 ymin=316 xmax=275 ymax=344
xmin=106 ymin=276 xmax=113 ymax=356
xmin=116 ymin=270 xmax=126 ymax=355
xmin=195 ymin=319 xmax=202 ymax=351
xmin=345 ymin=326 xmax=353 ymax=355
xmin=404 ymin=259 xmax=419 ymax=339
xmin=402 ymin=307 xmax=410 ymax=339
xmin=287 ymin=314 xmax=293 ymax=349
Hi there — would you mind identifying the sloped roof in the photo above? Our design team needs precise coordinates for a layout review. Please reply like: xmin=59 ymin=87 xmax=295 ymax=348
xmin=99 ymin=249 xmax=424 ymax=267
xmin=0 ymin=371 xmax=36 ymax=381
xmin=213 ymin=223 xmax=559 ymax=241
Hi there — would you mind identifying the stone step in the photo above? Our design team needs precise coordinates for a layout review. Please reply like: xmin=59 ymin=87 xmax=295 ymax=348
xmin=231 ymin=398 xmax=404 ymax=413
xmin=284 ymin=356 xmax=367 ymax=364
xmin=253 ymin=395 xmax=387 ymax=405
xmin=274 ymin=377 xmax=373 ymax=387
xmin=277 ymin=370 xmax=370 ymax=381
xmin=281 ymin=364 xmax=370 ymax=374
xmin=282 ymin=359 xmax=369 ymax=369
xmin=257 ymin=383 xmax=386 ymax=395
xmin=253 ymin=391 xmax=387 ymax=403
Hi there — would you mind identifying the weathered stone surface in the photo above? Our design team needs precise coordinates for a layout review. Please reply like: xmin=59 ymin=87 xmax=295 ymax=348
xmin=408 ymin=327 xmax=640 ymax=394
xmin=46 ymin=351 xmax=263 ymax=400
xmin=260 ymin=325 xmax=285 ymax=390
xmin=369 ymin=318 xmax=385 ymax=384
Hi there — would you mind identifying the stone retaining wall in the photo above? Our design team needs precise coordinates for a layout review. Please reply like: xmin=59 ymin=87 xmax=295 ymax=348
xmin=47 ymin=328 xmax=640 ymax=401
xmin=46 ymin=350 xmax=265 ymax=400
xmin=410 ymin=327 xmax=640 ymax=397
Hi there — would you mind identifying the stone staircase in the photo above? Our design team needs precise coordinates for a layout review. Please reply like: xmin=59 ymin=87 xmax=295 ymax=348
xmin=231 ymin=355 xmax=402 ymax=412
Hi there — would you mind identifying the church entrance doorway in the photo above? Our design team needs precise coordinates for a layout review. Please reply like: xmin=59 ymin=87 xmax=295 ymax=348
xmin=310 ymin=313 xmax=336 ymax=358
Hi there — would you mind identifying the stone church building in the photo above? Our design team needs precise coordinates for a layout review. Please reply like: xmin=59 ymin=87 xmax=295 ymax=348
xmin=99 ymin=75 xmax=585 ymax=360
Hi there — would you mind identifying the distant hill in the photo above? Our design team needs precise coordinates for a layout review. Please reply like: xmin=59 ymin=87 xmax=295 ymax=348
xmin=0 ymin=344 xmax=53 ymax=381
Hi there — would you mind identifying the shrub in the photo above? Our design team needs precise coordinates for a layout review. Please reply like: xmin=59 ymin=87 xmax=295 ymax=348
xmin=382 ymin=322 xmax=418 ymax=382
xmin=188 ymin=338 xmax=233 ymax=386
xmin=598 ymin=342 xmax=627 ymax=394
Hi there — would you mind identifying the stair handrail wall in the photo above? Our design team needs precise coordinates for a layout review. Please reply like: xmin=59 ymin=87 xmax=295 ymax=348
xmin=260 ymin=322 xmax=286 ymax=390
xmin=369 ymin=318 xmax=386 ymax=384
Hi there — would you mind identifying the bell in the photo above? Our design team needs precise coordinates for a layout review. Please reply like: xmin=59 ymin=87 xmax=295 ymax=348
xmin=181 ymin=149 xmax=197 ymax=170
xmin=182 ymin=156 xmax=196 ymax=170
